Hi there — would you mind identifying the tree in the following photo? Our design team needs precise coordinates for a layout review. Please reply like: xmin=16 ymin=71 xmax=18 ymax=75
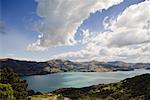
xmin=0 ymin=68 xmax=28 ymax=99
xmin=0 ymin=83 xmax=15 ymax=100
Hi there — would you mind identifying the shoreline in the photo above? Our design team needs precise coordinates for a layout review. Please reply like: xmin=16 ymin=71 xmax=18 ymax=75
xmin=20 ymin=68 xmax=149 ymax=77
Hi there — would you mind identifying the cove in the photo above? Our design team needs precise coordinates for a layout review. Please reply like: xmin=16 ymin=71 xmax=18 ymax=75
xmin=22 ymin=69 xmax=150 ymax=93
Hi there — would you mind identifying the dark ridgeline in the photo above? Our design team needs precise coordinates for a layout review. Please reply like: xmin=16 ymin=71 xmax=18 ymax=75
xmin=0 ymin=58 xmax=150 ymax=76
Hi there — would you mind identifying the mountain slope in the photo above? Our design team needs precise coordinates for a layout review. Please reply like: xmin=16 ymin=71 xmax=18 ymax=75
xmin=0 ymin=58 xmax=149 ymax=76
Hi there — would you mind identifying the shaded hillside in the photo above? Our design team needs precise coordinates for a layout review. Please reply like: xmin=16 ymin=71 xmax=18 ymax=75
xmin=0 ymin=58 xmax=49 ymax=75
xmin=0 ymin=58 xmax=149 ymax=76
xmin=48 ymin=74 xmax=150 ymax=100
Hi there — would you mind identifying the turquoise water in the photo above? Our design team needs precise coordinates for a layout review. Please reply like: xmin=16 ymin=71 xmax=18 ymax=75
xmin=22 ymin=69 xmax=150 ymax=93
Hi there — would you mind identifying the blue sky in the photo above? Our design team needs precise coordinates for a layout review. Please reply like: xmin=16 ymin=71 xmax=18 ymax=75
xmin=1 ymin=0 xmax=149 ymax=62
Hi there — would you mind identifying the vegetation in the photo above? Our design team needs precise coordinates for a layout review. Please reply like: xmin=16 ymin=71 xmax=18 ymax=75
xmin=48 ymin=74 xmax=150 ymax=100
xmin=0 ymin=66 xmax=149 ymax=100
xmin=0 ymin=83 xmax=15 ymax=100
xmin=27 ymin=90 xmax=43 ymax=96
xmin=28 ymin=74 xmax=150 ymax=100
xmin=0 ymin=68 xmax=28 ymax=100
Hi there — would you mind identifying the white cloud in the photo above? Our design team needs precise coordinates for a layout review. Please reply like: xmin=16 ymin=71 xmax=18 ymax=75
xmin=103 ymin=16 xmax=115 ymax=30
xmin=28 ymin=0 xmax=123 ymax=51
xmin=27 ymin=38 xmax=48 ymax=51
xmin=52 ymin=1 xmax=150 ymax=63
xmin=108 ymin=1 xmax=150 ymax=47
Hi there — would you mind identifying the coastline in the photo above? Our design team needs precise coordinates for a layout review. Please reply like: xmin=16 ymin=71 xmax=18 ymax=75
xmin=20 ymin=68 xmax=149 ymax=77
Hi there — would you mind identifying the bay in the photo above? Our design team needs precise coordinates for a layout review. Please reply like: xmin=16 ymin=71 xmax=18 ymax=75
xmin=22 ymin=69 xmax=150 ymax=93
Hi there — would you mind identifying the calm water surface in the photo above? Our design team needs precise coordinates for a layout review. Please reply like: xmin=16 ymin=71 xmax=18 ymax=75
xmin=22 ymin=69 xmax=150 ymax=93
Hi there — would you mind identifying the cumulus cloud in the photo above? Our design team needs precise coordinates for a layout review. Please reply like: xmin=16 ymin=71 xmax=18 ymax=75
xmin=28 ymin=0 xmax=123 ymax=51
xmin=103 ymin=16 xmax=115 ymax=30
xmin=108 ymin=1 xmax=150 ymax=47
xmin=52 ymin=1 xmax=150 ymax=63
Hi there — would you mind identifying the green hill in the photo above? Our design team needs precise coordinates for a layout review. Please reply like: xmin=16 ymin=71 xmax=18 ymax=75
xmin=31 ymin=74 xmax=150 ymax=100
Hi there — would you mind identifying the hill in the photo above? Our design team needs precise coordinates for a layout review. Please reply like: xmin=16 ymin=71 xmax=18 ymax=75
xmin=0 ymin=58 xmax=149 ymax=76
xmin=31 ymin=74 xmax=150 ymax=100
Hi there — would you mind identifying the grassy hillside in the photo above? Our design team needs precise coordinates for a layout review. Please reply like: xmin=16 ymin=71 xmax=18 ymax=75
xmin=31 ymin=74 xmax=150 ymax=100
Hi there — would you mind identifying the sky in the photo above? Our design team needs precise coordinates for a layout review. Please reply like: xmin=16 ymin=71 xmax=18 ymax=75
xmin=0 ymin=0 xmax=150 ymax=63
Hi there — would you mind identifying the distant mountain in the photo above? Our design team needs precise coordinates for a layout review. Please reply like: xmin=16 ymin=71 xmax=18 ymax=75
xmin=0 ymin=58 xmax=150 ymax=76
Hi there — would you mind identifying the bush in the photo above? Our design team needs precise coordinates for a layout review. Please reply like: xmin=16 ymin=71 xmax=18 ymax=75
xmin=0 ymin=83 xmax=15 ymax=100
xmin=27 ymin=90 xmax=35 ymax=96
xmin=0 ymin=68 xmax=28 ymax=99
